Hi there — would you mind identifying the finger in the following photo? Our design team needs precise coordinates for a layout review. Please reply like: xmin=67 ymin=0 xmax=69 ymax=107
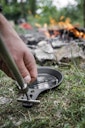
xmin=24 ymin=51 xmax=37 ymax=82
xmin=28 ymin=64 xmax=37 ymax=83
xmin=15 ymin=59 xmax=31 ymax=83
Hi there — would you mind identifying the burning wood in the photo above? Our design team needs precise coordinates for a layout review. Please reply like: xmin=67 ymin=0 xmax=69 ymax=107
xmin=38 ymin=17 xmax=85 ymax=40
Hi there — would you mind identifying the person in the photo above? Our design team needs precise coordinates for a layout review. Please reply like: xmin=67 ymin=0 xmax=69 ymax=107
xmin=0 ymin=13 xmax=37 ymax=84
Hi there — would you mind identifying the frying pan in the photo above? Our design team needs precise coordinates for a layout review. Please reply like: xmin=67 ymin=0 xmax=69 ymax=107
xmin=17 ymin=66 xmax=63 ymax=107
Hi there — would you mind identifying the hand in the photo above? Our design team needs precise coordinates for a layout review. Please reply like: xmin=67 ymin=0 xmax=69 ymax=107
xmin=0 ymin=40 xmax=37 ymax=83
xmin=0 ymin=13 xmax=37 ymax=83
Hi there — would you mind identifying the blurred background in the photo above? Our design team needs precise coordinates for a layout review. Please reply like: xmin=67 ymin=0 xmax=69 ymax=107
xmin=0 ymin=0 xmax=84 ymax=29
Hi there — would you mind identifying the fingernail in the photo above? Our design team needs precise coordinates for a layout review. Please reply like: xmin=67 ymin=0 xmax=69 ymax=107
xmin=24 ymin=75 xmax=31 ymax=83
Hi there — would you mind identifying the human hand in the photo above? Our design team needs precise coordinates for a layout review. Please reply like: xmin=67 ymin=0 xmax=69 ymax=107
xmin=0 ymin=41 xmax=37 ymax=83
xmin=0 ymin=14 xmax=37 ymax=83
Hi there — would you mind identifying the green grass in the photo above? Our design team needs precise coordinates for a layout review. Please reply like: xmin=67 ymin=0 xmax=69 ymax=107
xmin=0 ymin=60 xmax=85 ymax=128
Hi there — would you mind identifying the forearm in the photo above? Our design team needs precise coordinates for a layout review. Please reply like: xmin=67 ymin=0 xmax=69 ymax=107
xmin=0 ymin=13 xmax=24 ymax=52
xmin=0 ymin=13 xmax=18 ymax=37
xmin=0 ymin=14 xmax=37 ymax=82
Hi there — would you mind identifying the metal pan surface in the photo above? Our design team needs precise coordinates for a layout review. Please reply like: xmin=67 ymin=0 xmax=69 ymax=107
xmin=18 ymin=67 xmax=63 ymax=107
xmin=29 ymin=66 xmax=63 ymax=89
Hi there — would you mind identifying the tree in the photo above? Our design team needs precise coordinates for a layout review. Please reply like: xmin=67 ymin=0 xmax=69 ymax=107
xmin=29 ymin=0 xmax=36 ymax=16
xmin=36 ymin=0 xmax=59 ymax=24
xmin=1 ymin=0 xmax=29 ymax=20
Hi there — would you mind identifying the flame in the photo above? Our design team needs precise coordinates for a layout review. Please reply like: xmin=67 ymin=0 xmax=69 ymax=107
xmin=49 ymin=17 xmax=57 ymax=26
xmin=35 ymin=16 xmax=85 ymax=39
xmin=49 ymin=17 xmax=85 ymax=39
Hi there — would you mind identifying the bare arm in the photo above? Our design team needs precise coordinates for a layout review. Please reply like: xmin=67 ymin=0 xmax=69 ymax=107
xmin=0 ymin=13 xmax=37 ymax=83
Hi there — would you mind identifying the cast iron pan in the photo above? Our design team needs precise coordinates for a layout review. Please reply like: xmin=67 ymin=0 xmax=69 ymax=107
xmin=17 ymin=67 xmax=63 ymax=107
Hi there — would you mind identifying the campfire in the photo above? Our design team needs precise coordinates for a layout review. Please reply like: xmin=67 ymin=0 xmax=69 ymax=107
xmin=20 ymin=16 xmax=85 ymax=65
xmin=39 ymin=17 xmax=85 ymax=40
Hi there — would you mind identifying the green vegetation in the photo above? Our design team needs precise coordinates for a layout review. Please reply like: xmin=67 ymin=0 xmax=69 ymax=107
xmin=0 ymin=0 xmax=84 ymax=27
xmin=0 ymin=60 xmax=85 ymax=128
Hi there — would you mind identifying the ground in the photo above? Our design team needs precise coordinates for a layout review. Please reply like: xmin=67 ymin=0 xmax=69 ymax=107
xmin=0 ymin=59 xmax=85 ymax=128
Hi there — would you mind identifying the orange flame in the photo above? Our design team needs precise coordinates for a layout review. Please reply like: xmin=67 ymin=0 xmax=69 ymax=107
xmin=36 ymin=16 xmax=85 ymax=39
xmin=49 ymin=17 xmax=85 ymax=39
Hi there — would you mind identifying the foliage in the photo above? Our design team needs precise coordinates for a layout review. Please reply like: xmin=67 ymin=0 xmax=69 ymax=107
xmin=0 ymin=0 xmax=84 ymax=26
xmin=35 ymin=0 xmax=84 ymax=26
xmin=29 ymin=0 xmax=36 ymax=16
xmin=1 ymin=0 xmax=84 ymax=26
xmin=1 ymin=0 xmax=37 ymax=20
xmin=1 ymin=0 xmax=29 ymax=21
xmin=36 ymin=6 xmax=59 ymax=25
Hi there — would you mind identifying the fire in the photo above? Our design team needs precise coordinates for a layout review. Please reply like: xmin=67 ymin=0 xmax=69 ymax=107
xmin=70 ymin=28 xmax=85 ymax=39
xmin=49 ymin=17 xmax=85 ymax=39
xmin=36 ymin=16 xmax=85 ymax=39
xmin=49 ymin=17 xmax=57 ymax=26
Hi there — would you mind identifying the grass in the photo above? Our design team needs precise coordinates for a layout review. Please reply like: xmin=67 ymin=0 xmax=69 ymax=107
xmin=0 ymin=60 xmax=85 ymax=128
